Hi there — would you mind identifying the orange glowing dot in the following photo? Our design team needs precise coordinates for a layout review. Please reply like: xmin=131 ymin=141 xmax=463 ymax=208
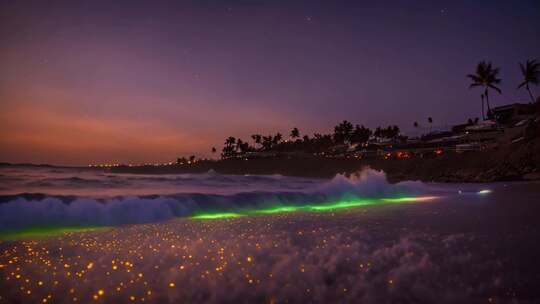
xmin=87 ymin=262 xmax=94 ymax=269
xmin=246 ymin=256 xmax=253 ymax=263
xmin=98 ymin=290 xmax=104 ymax=296
xmin=168 ymin=282 xmax=175 ymax=288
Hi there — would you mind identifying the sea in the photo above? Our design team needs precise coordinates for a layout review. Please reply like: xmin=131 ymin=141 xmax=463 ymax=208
xmin=0 ymin=165 xmax=539 ymax=303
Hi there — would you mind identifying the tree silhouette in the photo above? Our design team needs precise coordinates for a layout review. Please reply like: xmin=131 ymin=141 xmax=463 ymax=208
xmin=333 ymin=120 xmax=354 ymax=144
xmin=518 ymin=59 xmax=539 ymax=103
xmin=413 ymin=121 xmax=418 ymax=128
xmin=350 ymin=125 xmax=372 ymax=144
xmin=428 ymin=117 xmax=433 ymax=132
xmin=222 ymin=136 xmax=237 ymax=158
xmin=373 ymin=126 xmax=399 ymax=140
xmin=235 ymin=138 xmax=251 ymax=153
xmin=273 ymin=133 xmax=283 ymax=145
xmin=290 ymin=127 xmax=300 ymax=139
xmin=262 ymin=135 xmax=274 ymax=151
xmin=211 ymin=147 xmax=217 ymax=154
xmin=481 ymin=93 xmax=485 ymax=120
xmin=251 ymin=134 xmax=262 ymax=146
xmin=467 ymin=61 xmax=502 ymax=119
xmin=236 ymin=138 xmax=244 ymax=151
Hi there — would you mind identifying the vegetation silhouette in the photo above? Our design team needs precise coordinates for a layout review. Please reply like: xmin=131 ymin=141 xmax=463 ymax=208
xmin=518 ymin=59 xmax=539 ymax=103
xmin=467 ymin=61 xmax=502 ymax=119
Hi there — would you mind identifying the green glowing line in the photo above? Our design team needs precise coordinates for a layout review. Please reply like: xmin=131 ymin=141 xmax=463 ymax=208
xmin=307 ymin=198 xmax=378 ymax=211
xmin=0 ymin=226 xmax=108 ymax=241
xmin=191 ymin=212 xmax=243 ymax=220
xmin=253 ymin=206 xmax=300 ymax=214
xmin=189 ymin=196 xmax=440 ymax=220
xmin=382 ymin=196 xmax=439 ymax=203
xmin=383 ymin=197 xmax=420 ymax=203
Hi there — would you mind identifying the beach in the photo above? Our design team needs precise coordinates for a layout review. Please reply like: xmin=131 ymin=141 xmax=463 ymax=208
xmin=1 ymin=180 xmax=539 ymax=303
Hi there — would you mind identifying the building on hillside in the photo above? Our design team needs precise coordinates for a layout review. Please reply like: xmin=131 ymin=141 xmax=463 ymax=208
xmin=491 ymin=103 xmax=536 ymax=125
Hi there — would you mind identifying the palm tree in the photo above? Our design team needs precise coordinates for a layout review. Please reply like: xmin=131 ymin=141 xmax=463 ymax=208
xmin=480 ymin=93 xmax=485 ymax=120
xmin=251 ymin=134 xmax=262 ymax=149
xmin=518 ymin=59 xmax=540 ymax=103
xmin=467 ymin=61 xmax=502 ymax=118
xmin=428 ymin=117 xmax=433 ymax=133
xmin=222 ymin=137 xmax=237 ymax=158
xmin=211 ymin=147 xmax=217 ymax=154
xmin=290 ymin=127 xmax=300 ymax=139
xmin=273 ymin=133 xmax=283 ymax=145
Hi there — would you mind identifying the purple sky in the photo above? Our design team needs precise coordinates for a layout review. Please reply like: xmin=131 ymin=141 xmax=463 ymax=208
xmin=1 ymin=0 xmax=539 ymax=165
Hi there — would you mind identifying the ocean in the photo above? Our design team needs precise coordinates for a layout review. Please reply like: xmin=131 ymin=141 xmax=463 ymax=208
xmin=0 ymin=165 xmax=539 ymax=303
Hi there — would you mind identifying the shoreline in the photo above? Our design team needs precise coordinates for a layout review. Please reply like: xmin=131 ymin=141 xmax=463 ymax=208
xmin=3 ymin=137 xmax=539 ymax=183
xmin=110 ymin=140 xmax=540 ymax=183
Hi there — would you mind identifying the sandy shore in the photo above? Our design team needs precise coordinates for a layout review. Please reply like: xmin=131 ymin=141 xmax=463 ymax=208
xmin=1 ymin=182 xmax=540 ymax=303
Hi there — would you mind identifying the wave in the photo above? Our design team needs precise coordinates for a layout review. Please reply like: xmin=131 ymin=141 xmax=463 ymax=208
xmin=0 ymin=169 xmax=436 ymax=230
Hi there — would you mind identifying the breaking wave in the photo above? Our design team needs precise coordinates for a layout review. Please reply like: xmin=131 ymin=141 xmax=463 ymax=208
xmin=0 ymin=168 xmax=440 ymax=230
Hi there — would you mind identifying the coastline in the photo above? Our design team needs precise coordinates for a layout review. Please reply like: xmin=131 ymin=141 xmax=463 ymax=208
xmin=109 ymin=138 xmax=540 ymax=183
xmin=3 ymin=137 xmax=538 ymax=184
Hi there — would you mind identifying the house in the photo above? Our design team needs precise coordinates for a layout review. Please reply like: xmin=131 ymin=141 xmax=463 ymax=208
xmin=491 ymin=103 xmax=536 ymax=125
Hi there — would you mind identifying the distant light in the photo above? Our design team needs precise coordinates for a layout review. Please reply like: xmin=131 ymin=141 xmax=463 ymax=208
xmin=477 ymin=189 xmax=492 ymax=195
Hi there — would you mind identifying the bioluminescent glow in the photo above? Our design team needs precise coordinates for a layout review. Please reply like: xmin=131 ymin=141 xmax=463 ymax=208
xmin=382 ymin=196 xmax=440 ymax=203
xmin=190 ymin=212 xmax=244 ymax=220
xmin=190 ymin=196 xmax=440 ymax=220
xmin=0 ymin=226 xmax=108 ymax=241
xmin=254 ymin=206 xmax=301 ymax=214
xmin=307 ymin=198 xmax=379 ymax=211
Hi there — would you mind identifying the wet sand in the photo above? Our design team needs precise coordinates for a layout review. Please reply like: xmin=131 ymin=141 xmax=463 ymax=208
xmin=1 ymin=182 xmax=539 ymax=303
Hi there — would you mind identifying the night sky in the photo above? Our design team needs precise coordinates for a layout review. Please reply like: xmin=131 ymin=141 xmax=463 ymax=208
xmin=1 ymin=0 xmax=539 ymax=165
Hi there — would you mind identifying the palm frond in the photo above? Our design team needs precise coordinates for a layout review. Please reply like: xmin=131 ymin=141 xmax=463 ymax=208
xmin=488 ymin=84 xmax=502 ymax=94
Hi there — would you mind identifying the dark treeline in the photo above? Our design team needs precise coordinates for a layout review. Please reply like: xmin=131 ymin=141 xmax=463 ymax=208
xmin=219 ymin=121 xmax=404 ymax=159
xmin=216 ymin=59 xmax=539 ymax=159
